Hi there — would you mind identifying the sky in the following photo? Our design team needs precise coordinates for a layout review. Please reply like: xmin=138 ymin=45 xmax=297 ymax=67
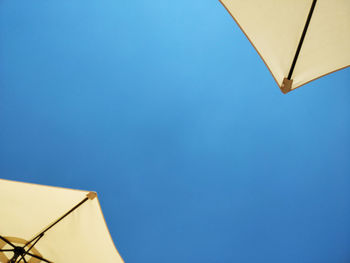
xmin=0 ymin=0 xmax=350 ymax=262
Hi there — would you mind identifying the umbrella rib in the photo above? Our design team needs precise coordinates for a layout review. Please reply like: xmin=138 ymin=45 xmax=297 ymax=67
xmin=287 ymin=0 xmax=317 ymax=80
xmin=27 ymin=195 xmax=90 ymax=245
xmin=26 ymin=252 xmax=52 ymax=263
xmin=0 ymin=235 xmax=16 ymax=248
xmin=0 ymin=249 xmax=14 ymax=252
xmin=17 ymin=254 xmax=28 ymax=263
xmin=22 ymin=233 xmax=43 ymax=260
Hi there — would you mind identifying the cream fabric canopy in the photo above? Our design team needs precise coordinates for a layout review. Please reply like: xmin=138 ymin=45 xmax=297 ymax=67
xmin=220 ymin=0 xmax=350 ymax=93
xmin=0 ymin=179 xmax=124 ymax=263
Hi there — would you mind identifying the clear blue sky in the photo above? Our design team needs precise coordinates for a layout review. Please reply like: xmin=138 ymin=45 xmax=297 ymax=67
xmin=1 ymin=1 xmax=349 ymax=262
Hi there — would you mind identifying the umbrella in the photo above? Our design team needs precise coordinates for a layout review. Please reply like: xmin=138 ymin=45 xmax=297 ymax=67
xmin=0 ymin=179 xmax=124 ymax=263
xmin=220 ymin=0 xmax=350 ymax=93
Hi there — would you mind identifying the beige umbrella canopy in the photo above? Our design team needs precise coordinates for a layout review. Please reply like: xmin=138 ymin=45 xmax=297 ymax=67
xmin=220 ymin=0 xmax=350 ymax=93
xmin=0 ymin=179 xmax=124 ymax=263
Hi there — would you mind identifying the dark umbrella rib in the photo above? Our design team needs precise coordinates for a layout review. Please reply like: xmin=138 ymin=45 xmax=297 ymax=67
xmin=26 ymin=196 xmax=90 ymax=246
xmin=0 ymin=236 xmax=15 ymax=248
xmin=22 ymin=233 xmax=43 ymax=258
xmin=18 ymin=255 xmax=28 ymax=263
xmin=287 ymin=0 xmax=317 ymax=80
xmin=22 ymin=193 xmax=95 ymax=262
xmin=26 ymin=252 xmax=52 ymax=263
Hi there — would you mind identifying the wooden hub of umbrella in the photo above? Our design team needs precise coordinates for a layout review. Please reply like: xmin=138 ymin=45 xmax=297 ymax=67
xmin=0 ymin=236 xmax=49 ymax=263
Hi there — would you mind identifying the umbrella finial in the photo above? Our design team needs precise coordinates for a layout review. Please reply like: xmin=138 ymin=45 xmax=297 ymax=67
xmin=87 ymin=192 xmax=97 ymax=200
xmin=281 ymin=78 xmax=293 ymax=94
